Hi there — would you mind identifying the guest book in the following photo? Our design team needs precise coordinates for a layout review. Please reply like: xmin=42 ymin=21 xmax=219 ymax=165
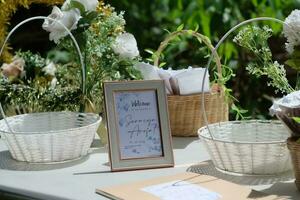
xmin=96 ymin=172 xmax=286 ymax=200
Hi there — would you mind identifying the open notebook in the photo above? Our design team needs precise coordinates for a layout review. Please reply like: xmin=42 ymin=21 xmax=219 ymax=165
xmin=96 ymin=172 xmax=286 ymax=200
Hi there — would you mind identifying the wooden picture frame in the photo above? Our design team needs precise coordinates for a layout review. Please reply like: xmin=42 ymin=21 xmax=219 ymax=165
xmin=104 ymin=80 xmax=174 ymax=172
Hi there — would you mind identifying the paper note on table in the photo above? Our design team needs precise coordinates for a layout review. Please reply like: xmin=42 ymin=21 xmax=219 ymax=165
xmin=141 ymin=180 xmax=221 ymax=200
xmin=96 ymin=172 xmax=287 ymax=200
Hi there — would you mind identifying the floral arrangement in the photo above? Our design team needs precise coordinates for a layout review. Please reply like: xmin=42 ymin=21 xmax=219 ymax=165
xmin=0 ymin=0 xmax=141 ymax=114
xmin=233 ymin=25 xmax=294 ymax=94
xmin=0 ymin=0 xmax=65 ymax=62
xmin=233 ymin=10 xmax=300 ymax=95
xmin=233 ymin=10 xmax=300 ymax=140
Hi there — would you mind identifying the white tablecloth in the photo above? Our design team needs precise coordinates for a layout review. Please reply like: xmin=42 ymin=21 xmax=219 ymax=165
xmin=0 ymin=137 xmax=299 ymax=200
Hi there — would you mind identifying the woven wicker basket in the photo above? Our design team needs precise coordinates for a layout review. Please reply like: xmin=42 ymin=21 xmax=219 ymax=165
xmin=196 ymin=17 xmax=296 ymax=176
xmin=287 ymin=138 xmax=300 ymax=191
xmin=0 ymin=112 xmax=101 ymax=163
xmin=0 ymin=16 xmax=101 ymax=163
xmin=198 ymin=120 xmax=292 ymax=175
xmin=154 ymin=30 xmax=228 ymax=137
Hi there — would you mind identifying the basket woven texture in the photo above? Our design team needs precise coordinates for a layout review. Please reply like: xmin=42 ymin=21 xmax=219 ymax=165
xmin=198 ymin=120 xmax=292 ymax=175
xmin=287 ymin=138 xmax=300 ymax=190
xmin=0 ymin=112 xmax=101 ymax=163
xmin=154 ymin=30 xmax=228 ymax=137
xmin=0 ymin=16 xmax=101 ymax=163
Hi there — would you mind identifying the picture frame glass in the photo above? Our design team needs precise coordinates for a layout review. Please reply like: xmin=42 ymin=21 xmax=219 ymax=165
xmin=114 ymin=90 xmax=163 ymax=160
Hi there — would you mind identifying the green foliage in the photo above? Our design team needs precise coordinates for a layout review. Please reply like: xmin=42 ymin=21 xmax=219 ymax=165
xmin=0 ymin=51 xmax=81 ymax=113
xmin=293 ymin=117 xmax=300 ymax=123
xmin=16 ymin=51 xmax=45 ymax=81
xmin=233 ymin=26 xmax=294 ymax=94
xmin=285 ymin=46 xmax=300 ymax=71
xmin=58 ymin=4 xmax=142 ymax=112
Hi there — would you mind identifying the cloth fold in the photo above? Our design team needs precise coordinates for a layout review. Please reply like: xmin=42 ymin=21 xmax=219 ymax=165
xmin=134 ymin=62 xmax=210 ymax=95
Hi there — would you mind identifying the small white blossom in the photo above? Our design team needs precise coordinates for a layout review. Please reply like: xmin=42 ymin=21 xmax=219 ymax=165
xmin=50 ymin=77 xmax=58 ymax=89
xmin=42 ymin=61 xmax=56 ymax=76
xmin=283 ymin=9 xmax=300 ymax=54
xmin=112 ymin=33 xmax=139 ymax=59
xmin=42 ymin=6 xmax=81 ymax=43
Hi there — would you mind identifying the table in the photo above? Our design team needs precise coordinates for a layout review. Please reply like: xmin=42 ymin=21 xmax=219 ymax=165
xmin=0 ymin=137 xmax=299 ymax=200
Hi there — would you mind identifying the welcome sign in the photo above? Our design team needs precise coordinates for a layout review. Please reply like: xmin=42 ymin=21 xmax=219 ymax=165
xmin=114 ymin=90 xmax=162 ymax=159
xmin=104 ymin=80 xmax=174 ymax=171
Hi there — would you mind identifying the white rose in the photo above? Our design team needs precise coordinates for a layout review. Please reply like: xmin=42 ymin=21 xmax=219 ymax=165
xmin=62 ymin=0 xmax=99 ymax=12
xmin=42 ymin=61 xmax=56 ymax=76
xmin=112 ymin=33 xmax=139 ymax=59
xmin=42 ymin=6 xmax=80 ymax=43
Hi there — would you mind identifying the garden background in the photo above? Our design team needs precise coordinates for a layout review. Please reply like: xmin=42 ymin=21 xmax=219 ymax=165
xmin=4 ymin=0 xmax=300 ymax=119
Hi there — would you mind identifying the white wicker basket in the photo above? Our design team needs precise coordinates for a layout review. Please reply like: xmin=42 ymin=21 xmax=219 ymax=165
xmin=197 ymin=18 xmax=295 ymax=176
xmin=0 ymin=112 xmax=101 ymax=163
xmin=0 ymin=16 xmax=101 ymax=163
xmin=198 ymin=120 xmax=292 ymax=175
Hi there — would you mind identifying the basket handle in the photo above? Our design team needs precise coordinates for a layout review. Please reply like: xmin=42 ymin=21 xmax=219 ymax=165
xmin=153 ymin=30 xmax=223 ymax=82
xmin=0 ymin=16 xmax=85 ymax=133
xmin=200 ymin=17 xmax=289 ymax=171
xmin=202 ymin=17 xmax=287 ymax=139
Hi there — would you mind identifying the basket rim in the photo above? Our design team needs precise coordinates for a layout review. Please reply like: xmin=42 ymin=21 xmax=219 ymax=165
xmin=0 ymin=111 xmax=101 ymax=135
xmin=198 ymin=120 xmax=289 ymax=144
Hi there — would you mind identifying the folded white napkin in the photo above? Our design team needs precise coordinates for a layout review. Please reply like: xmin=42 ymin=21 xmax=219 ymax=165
xmin=172 ymin=68 xmax=210 ymax=95
xmin=134 ymin=62 xmax=160 ymax=80
xmin=135 ymin=62 xmax=210 ymax=95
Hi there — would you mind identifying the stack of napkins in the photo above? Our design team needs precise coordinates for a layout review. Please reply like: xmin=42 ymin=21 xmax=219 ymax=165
xmin=135 ymin=62 xmax=210 ymax=95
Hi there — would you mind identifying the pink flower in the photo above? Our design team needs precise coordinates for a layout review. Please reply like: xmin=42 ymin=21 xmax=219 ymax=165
xmin=1 ymin=57 xmax=25 ymax=78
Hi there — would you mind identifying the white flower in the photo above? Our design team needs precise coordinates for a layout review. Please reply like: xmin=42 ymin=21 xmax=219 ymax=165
xmin=62 ymin=0 xmax=99 ymax=12
xmin=112 ymin=33 xmax=139 ymax=59
xmin=42 ymin=61 xmax=56 ymax=76
xmin=283 ymin=9 xmax=300 ymax=54
xmin=50 ymin=77 xmax=58 ymax=89
xmin=42 ymin=6 xmax=80 ymax=43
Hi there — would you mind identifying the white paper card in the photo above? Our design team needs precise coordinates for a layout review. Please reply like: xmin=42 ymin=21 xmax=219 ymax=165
xmin=114 ymin=90 xmax=163 ymax=159
xmin=141 ymin=180 xmax=221 ymax=200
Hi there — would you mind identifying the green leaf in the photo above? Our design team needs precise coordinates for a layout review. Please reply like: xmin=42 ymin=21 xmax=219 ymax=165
xmin=144 ymin=49 xmax=154 ymax=55
xmin=293 ymin=47 xmax=300 ymax=57
xmin=176 ymin=24 xmax=184 ymax=31
xmin=196 ymin=37 xmax=202 ymax=43
xmin=70 ymin=0 xmax=85 ymax=15
xmin=187 ymin=30 xmax=194 ymax=35
xmin=251 ymin=0 xmax=258 ymax=6
xmin=84 ymin=11 xmax=98 ymax=22
xmin=163 ymin=29 xmax=171 ymax=34
xmin=285 ymin=59 xmax=300 ymax=71
xmin=293 ymin=117 xmax=300 ymax=124
xmin=194 ymin=24 xmax=199 ymax=31
xmin=159 ymin=62 xmax=166 ymax=68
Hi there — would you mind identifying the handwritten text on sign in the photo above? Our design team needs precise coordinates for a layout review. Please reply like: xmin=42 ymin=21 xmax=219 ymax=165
xmin=114 ymin=90 xmax=163 ymax=159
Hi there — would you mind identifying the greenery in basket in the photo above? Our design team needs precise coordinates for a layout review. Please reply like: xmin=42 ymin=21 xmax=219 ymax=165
xmin=0 ymin=0 xmax=142 ymax=114
xmin=233 ymin=25 xmax=294 ymax=94
xmin=233 ymin=10 xmax=300 ymax=140
xmin=233 ymin=10 xmax=300 ymax=95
